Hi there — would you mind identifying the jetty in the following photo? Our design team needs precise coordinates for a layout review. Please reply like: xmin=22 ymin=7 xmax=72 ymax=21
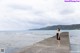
xmin=15 ymin=32 xmax=70 ymax=53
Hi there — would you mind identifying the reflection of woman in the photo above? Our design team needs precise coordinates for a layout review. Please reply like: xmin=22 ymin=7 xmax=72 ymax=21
xmin=56 ymin=28 xmax=61 ymax=47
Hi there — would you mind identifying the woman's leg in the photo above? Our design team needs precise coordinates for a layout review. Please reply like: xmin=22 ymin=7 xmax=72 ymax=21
xmin=57 ymin=40 xmax=60 ymax=47
xmin=57 ymin=37 xmax=60 ymax=47
xmin=56 ymin=33 xmax=60 ymax=47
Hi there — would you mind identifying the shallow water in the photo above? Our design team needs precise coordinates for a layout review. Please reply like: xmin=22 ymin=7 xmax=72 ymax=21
xmin=69 ymin=30 xmax=80 ymax=53
xmin=0 ymin=30 xmax=80 ymax=53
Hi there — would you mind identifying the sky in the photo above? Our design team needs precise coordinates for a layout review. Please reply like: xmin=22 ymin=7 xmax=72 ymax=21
xmin=0 ymin=0 xmax=80 ymax=30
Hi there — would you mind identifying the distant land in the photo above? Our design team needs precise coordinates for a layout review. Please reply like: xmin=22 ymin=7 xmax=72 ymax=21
xmin=31 ymin=24 xmax=80 ymax=30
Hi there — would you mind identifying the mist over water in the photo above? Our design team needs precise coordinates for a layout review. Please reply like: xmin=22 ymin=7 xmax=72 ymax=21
xmin=0 ymin=30 xmax=80 ymax=53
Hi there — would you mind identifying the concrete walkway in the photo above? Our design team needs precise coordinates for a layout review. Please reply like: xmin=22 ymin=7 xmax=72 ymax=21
xmin=15 ymin=32 xmax=70 ymax=53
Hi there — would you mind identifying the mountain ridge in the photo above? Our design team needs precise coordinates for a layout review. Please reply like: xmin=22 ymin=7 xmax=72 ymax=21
xmin=31 ymin=24 xmax=80 ymax=30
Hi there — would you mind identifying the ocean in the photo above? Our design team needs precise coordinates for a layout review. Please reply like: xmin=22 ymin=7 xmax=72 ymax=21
xmin=0 ymin=30 xmax=80 ymax=53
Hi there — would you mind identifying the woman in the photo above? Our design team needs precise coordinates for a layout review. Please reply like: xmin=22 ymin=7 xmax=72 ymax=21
xmin=56 ymin=28 xmax=61 ymax=47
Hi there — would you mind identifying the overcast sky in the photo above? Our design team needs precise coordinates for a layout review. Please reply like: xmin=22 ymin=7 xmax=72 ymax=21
xmin=0 ymin=0 xmax=80 ymax=30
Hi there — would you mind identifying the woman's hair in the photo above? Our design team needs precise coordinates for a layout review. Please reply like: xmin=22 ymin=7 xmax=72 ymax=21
xmin=57 ymin=28 xmax=60 ymax=31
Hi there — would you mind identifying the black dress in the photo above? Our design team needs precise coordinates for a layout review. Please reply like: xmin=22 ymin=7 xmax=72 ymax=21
xmin=56 ymin=33 xmax=60 ymax=40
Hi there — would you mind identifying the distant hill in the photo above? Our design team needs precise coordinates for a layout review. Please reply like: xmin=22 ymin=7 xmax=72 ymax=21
xmin=31 ymin=24 xmax=80 ymax=30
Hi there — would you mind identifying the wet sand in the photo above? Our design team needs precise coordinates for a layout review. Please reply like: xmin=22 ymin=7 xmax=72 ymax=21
xmin=15 ymin=32 xmax=70 ymax=53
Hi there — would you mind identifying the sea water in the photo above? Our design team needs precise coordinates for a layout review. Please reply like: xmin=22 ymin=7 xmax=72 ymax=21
xmin=0 ymin=30 xmax=80 ymax=53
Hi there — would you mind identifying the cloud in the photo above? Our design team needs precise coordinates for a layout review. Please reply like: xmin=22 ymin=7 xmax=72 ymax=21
xmin=0 ymin=0 xmax=80 ymax=30
xmin=8 ymin=4 xmax=33 ymax=10
xmin=60 ymin=9 xmax=74 ymax=15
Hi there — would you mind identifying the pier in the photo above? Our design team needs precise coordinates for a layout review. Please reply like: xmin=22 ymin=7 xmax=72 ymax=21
xmin=16 ymin=32 xmax=70 ymax=53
